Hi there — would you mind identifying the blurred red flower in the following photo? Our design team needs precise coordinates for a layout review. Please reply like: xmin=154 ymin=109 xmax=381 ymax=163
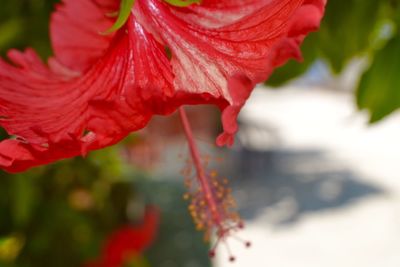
xmin=85 ymin=207 xmax=159 ymax=267
xmin=0 ymin=0 xmax=325 ymax=172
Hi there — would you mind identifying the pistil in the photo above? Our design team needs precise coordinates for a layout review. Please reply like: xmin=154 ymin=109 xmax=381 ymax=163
xmin=179 ymin=107 xmax=224 ymax=229
xmin=179 ymin=107 xmax=248 ymax=260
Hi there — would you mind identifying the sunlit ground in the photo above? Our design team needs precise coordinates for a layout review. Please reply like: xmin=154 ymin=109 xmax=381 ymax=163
xmin=213 ymin=84 xmax=400 ymax=267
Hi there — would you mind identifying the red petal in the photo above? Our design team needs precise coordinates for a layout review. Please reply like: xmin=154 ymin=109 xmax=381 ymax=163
xmin=136 ymin=0 xmax=325 ymax=146
xmin=0 ymin=18 xmax=173 ymax=172
xmin=169 ymin=0 xmax=276 ymax=28
xmin=50 ymin=0 xmax=118 ymax=73
xmin=102 ymin=207 xmax=159 ymax=267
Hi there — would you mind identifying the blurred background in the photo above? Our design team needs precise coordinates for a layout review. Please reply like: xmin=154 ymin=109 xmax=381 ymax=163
xmin=0 ymin=1 xmax=400 ymax=267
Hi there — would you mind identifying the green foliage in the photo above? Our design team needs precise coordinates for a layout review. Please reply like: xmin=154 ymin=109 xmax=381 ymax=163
xmin=0 ymin=150 xmax=132 ymax=267
xmin=268 ymin=0 xmax=400 ymax=122
xmin=269 ymin=0 xmax=388 ymax=85
xmin=355 ymin=1 xmax=400 ymax=122
xmin=357 ymin=34 xmax=400 ymax=122
xmin=0 ymin=0 xmax=59 ymax=58
xmin=318 ymin=0 xmax=383 ymax=72
xmin=0 ymin=145 xmax=210 ymax=267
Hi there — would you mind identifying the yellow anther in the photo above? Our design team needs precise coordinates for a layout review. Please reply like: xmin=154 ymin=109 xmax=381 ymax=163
xmin=179 ymin=147 xmax=243 ymax=244
xmin=196 ymin=223 xmax=204 ymax=230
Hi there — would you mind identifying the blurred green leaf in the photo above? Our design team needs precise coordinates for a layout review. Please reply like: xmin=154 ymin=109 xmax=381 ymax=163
xmin=0 ymin=19 xmax=23 ymax=49
xmin=11 ymin=175 xmax=38 ymax=228
xmin=0 ymin=233 xmax=25 ymax=263
xmin=357 ymin=34 xmax=400 ymax=122
xmin=0 ymin=0 xmax=58 ymax=58
xmin=268 ymin=0 xmax=387 ymax=87
xmin=318 ymin=0 xmax=383 ymax=72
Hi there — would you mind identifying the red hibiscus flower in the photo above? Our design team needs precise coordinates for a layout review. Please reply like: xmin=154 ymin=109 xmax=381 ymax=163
xmin=0 ymin=0 xmax=326 ymax=257
xmin=0 ymin=0 xmax=325 ymax=173
xmin=85 ymin=206 xmax=159 ymax=267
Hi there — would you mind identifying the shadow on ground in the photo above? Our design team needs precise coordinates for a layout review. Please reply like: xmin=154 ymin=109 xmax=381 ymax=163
xmin=227 ymin=149 xmax=384 ymax=226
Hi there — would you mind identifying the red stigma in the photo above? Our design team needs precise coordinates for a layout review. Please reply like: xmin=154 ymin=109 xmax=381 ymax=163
xmin=208 ymin=250 xmax=216 ymax=258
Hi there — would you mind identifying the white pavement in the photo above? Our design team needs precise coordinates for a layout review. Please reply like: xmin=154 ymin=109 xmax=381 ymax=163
xmin=215 ymin=86 xmax=400 ymax=267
